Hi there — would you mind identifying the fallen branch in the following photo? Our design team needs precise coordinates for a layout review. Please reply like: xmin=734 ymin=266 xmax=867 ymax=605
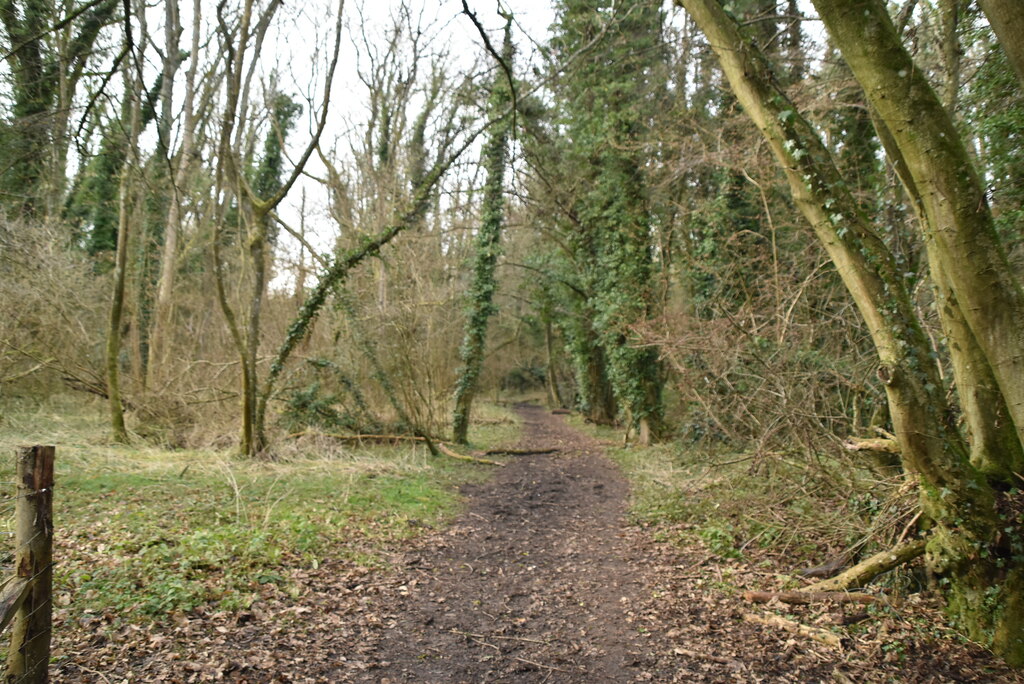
xmin=796 ymin=550 xmax=854 ymax=579
xmin=742 ymin=612 xmax=845 ymax=649
xmin=436 ymin=442 xmax=504 ymax=466
xmin=289 ymin=431 xmax=426 ymax=443
xmin=742 ymin=590 xmax=884 ymax=606
xmin=483 ymin=447 xmax=560 ymax=456
xmin=804 ymin=537 xmax=927 ymax=592
xmin=843 ymin=436 xmax=899 ymax=454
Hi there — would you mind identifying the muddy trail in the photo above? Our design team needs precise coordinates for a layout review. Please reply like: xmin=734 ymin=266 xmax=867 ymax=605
xmin=360 ymin=403 xmax=668 ymax=682
xmin=53 ymin=404 xmax=1023 ymax=682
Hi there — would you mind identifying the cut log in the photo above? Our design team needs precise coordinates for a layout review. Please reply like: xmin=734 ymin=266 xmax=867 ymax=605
xmin=803 ymin=537 xmax=927 ymax=592
xmin=742 ymin=590 xmax=884 ymax=606
xmin=436 ymin=442 xmax=504 ymax=466
xmin=743 ymin=612 xmax=845 ymax=649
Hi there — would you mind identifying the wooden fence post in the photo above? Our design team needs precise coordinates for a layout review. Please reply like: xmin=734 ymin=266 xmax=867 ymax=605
xmin=6 ymin=446 xmax=54 ymax=684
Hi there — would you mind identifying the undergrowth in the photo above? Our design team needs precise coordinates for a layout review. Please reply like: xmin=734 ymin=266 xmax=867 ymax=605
xmin=0 ymin=395 xmax=518 ymax=625
xmin=568 ymin=415 xmax=917 ymax=581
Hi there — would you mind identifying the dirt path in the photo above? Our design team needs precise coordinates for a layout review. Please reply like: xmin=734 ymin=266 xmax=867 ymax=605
xmin=52 ymin=403 xmax=1024 ymax=682
xmin=359 ymin=403 xmax=671 ymax=682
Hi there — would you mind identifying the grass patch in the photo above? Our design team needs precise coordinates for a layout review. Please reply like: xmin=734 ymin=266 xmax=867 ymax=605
xmin=0 ymin=395 xmax=518 ymax=625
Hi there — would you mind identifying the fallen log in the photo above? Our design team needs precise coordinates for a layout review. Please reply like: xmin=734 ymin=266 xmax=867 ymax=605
xmin=742 ymin=590 xmax=884 ymax=606
xmin=803 ymin=537 xmax=927 ymax=592
xmin=436 ymin=442 xmax=504 ymax=466
xmin=551 ymin=409 xmax=572 ymax=415
xmin=742 ymin=612 xmax=845 ymax=649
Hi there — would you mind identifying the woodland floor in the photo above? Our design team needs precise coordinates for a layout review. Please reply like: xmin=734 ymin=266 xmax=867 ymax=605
xmin=54 ymin=404 xmax=1023 ymax=682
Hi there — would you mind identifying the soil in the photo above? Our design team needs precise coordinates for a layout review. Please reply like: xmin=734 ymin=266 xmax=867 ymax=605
xmin=53 ymin=404 xmax=1024 ymax=682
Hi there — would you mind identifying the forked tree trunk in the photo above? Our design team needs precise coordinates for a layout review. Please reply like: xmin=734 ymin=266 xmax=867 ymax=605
xmin=810 ymin=0 xmax=1024 ymax=460
xmin=869 ymin=111 xmax=1024 ymax=480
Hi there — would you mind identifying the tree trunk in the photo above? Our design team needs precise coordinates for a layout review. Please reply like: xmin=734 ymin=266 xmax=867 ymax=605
xmin=978 ymin=0 xmax=1024 ymax=90
xmin=811 ymin=0 xmax=1024 ymax=463
xmin=148 ymin=0 xmax=196 ymax=387
xmin=544 ymin=319 xmax=565 ymax=408
xmin=809 ymin=0 xmax=1024 ymax=663
xmin=867 ymin=108 xmax=1024 ymax=481
xmin=106 ymin=53 xmax=143 ymax=444
xmin=452 ymin=21 xmax=513 ymax=445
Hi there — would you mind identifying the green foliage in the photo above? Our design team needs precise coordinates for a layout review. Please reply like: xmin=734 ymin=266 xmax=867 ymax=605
xmin=962 ymin=19 xmax=1024 ymax=254
xmin=544 ymin=0 xmax=668 ymax=429
xmin=253 ymin=90 xmax=303 ymax=203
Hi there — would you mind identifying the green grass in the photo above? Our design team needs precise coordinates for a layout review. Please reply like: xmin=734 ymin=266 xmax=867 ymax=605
xmin=0 ymin=394 xmax=518 ymax=623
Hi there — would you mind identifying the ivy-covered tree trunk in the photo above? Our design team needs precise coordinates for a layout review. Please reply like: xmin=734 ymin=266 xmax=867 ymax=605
xmin=551 ymin=0 xmax=666 ymax=442
xmin=0 ymin=0 xmax=117 ymax=216
xmin=452 ymin=21 xmax=514 ymax=445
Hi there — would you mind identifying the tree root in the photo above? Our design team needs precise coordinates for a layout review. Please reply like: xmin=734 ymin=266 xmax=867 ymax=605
xmin=436 ymin=442 xmax=504 ymax=466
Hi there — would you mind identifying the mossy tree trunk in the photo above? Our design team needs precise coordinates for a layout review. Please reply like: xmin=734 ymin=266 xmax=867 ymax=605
xmin=681 ymin=0 xmax=1022 ymax=665
xmin=808 ymin=0 xmax=1024 ymax=661
xmin=810 ymin=0 xmax=1024 ymax=458
xmin=452 ymin=20 xmax=514 ymax=445
xmin=978 ymin=0 xmax=1024 ymax=89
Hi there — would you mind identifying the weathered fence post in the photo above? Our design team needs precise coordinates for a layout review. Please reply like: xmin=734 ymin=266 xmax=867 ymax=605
xmin=6 ymin=446 xmax=54 ymax=683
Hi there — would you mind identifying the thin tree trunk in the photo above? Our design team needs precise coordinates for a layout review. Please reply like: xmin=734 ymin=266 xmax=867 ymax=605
xmin=106 ymin=38 xmax=143 ymax=444
xmin=148 ymin=0 xmax=197 ymax=387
